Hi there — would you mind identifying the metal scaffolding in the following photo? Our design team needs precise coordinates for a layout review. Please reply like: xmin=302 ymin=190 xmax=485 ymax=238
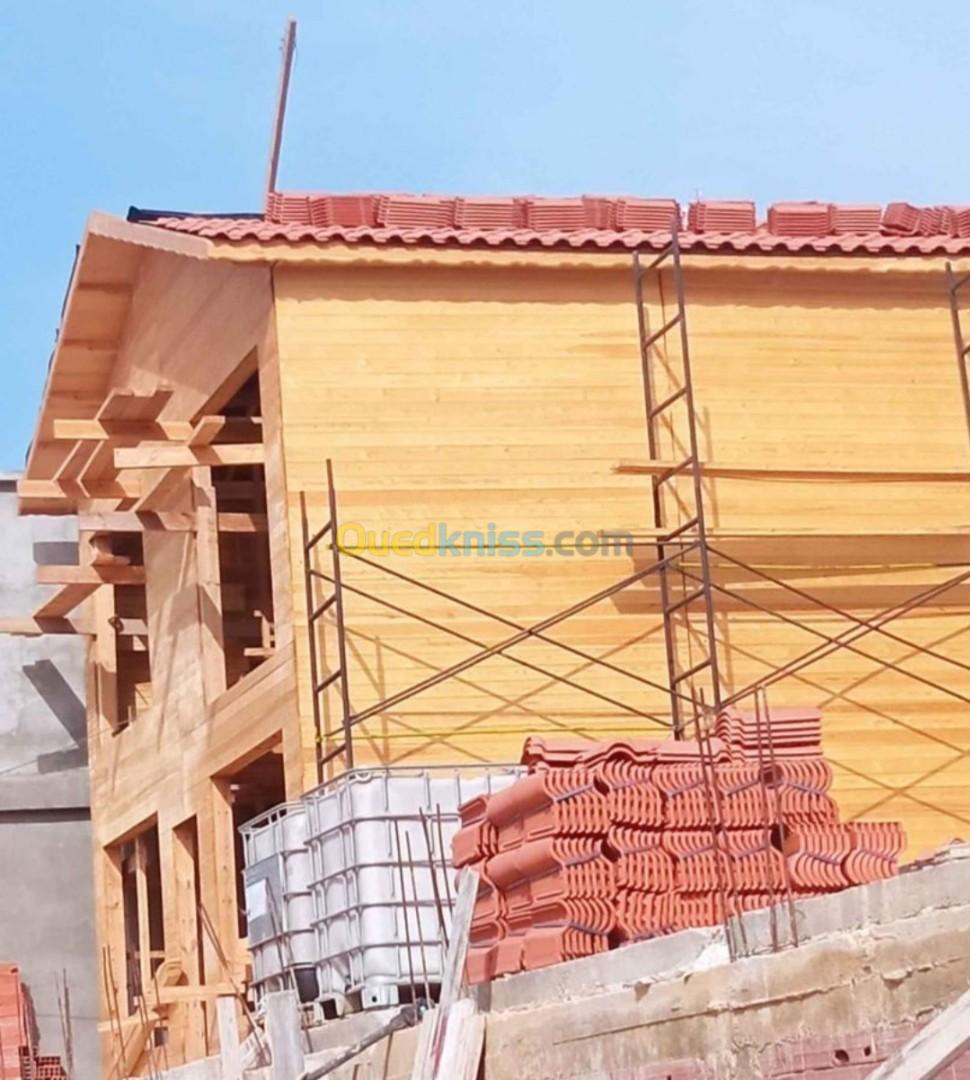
xmin=300 ymin=235 xmax=970 ymax=821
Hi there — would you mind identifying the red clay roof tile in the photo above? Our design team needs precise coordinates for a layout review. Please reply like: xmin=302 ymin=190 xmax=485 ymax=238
xmin=134 ymin=191 xmax=970 ymax=256
xmin=459 ymin=713 xmax=906 ymax=984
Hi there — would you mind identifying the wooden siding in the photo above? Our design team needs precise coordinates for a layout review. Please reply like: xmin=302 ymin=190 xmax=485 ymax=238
xmin=273 ymin=259 xmax=970 ymax=857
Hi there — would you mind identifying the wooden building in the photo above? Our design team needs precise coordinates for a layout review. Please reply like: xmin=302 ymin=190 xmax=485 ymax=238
xmin=10 ymin=193 xmax=970 ymax=1072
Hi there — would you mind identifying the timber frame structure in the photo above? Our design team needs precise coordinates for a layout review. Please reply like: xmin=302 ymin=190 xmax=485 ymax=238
xmin=9 ymin=202 xmax=970 ymax=1074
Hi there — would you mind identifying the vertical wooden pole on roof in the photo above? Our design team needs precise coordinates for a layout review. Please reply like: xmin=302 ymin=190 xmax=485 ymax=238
xmin=264 ymin=17 xmax=297 ymax=204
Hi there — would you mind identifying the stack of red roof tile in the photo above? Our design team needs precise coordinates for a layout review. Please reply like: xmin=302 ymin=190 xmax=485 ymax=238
xmin=716 ymin=706 xmax=822 ymax=758
xmin=174 ymin=190 xmax=970 ymax=255
xmin=454 ymin=707 xmax=905 ymax=983
xmin=686 ymin=200 xmax=757 ymax=232
xmin=767 ymin=202 xmax=835 ymax=236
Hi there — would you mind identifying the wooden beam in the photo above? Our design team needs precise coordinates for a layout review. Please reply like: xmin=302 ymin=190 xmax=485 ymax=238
xmin=77 ymin=510 xmax=267 ymax=534
xmin=17 ymin=476 xmax=143 ymax=503
xmin=169 ymin=820 xmax=207 ymax=1060
xmin=80 ymin=511 xmax=196 ymax=533
xmin=34 ymin=583 xmax=99 ymax=619
xmin=219 ymin=513 xmax=267 ymax=534
xmin=109 ymin=617 xmax=148 ymax=637
xmin=115 ymin=444 xmax=265 ymax=470
xmin=53 ymin=438 xmax=100 ymax=483
xmin=189 ymin=416 xmax=262 ymax=446
xmin=134 ymin=835 xmax=152 ymax=1003
xmin=188 ymin=416 xmax=229 ymax=447
xmin=867 ymin=988 xmax=970 ymax=1079
xmin=96 ymin=387 xmax=173 ymax=422
xmin=614 ymin=460 xmax=970 ymax=483
xmin=132 ymin=466 xmax=191 ymax=512
xmin=37 ymin=564 xmax=146 ymax=586
xmin=54 ymin=416 xmax=263 ymax=444
xmin=194 ymin=469 xmax=227 ymax=704
xmin=0 ymin=616 xmax=92 ymax=636
xmin=54 ymin=418 xmax=196 ymax=442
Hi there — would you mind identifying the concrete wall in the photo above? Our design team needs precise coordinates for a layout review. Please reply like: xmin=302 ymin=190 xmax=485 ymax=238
xmin=0 ymin=476 xmax=98 ymax=1078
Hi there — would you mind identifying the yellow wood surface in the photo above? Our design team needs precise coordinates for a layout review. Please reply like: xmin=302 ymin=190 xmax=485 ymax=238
xmin=272 ymin=257 xmax=970 ymax=860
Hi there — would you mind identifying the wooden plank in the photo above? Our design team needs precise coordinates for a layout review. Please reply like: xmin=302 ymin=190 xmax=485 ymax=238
xmin=115 ymin=444 xmax=265 ymax=470
xmin=79 ymin=510 xmax=196 ymax=533
xmin=219 ymin=512 xmax=267 ymax=533
xmin=36 ymin=565 xmax=146 ymax=586
xmin=438 ymin=869 xmax=477 ymax=1011
xmin=77 ymin=510 xmax=265 ymax=534
xmin=614 ymin=460 xmax=970 ymax=482
xmin=33 ymin=583 xmax=99 ymax=619
xmin=413 ymin=868 xmax=479 ymax=1080
xmin=216 ymin=995 xmax=244 ymax=1080
xmin=0 ymin=616 xmax=92 ymax=636
xmin=867 ymin=988 xmax=970 ymax=1079
xmin=153 ymin=984 xmax=235 ymax=1004
xmin=432 ymin=999 xmax=484 ymax=1080
xmin=55 ymin=416 xmax=264 ymax=445
xmin=53 ymin=418 xmax=196 ymax=442
xmin=264 ymin=990 xmax=304 ymax=1080
xmin=188 ymin=416 xmax=263 ymax=447
xmin=133 ymin=466 xmax=191 ymax=512
xmin=17 ymin=476 xmax=143 ymax=502
xmin=96 ymin=386 xmax=173 ymax=421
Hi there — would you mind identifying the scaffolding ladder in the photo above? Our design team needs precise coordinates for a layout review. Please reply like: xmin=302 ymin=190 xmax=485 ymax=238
xmin=633 ymin=229 xmax=723 ymax=736
xmin=300 ymin=459 xmax=354 ymax=780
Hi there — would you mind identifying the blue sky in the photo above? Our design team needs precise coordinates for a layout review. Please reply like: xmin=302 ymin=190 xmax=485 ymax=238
xmin=1 ymin=0 xmax=969 ymax=469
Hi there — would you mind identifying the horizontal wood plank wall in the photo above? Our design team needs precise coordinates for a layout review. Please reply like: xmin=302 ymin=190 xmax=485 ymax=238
xmin=274 ymin=258 xmax=970 ymax=856
xmin=273 ymin=262 xmax=663 ymax=790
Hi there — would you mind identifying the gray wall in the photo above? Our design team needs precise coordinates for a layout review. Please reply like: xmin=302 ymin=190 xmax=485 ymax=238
xmin=0 ymin=476 xmax=99 ymax=1079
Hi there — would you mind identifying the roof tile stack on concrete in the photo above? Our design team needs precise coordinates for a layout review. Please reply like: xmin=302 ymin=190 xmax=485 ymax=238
xmin=454 ymin=708 xmax=906 ymax=983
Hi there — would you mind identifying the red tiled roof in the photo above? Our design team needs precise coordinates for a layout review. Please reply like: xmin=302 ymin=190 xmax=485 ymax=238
xmin=133 ymin=193 xmax=970 ymax=255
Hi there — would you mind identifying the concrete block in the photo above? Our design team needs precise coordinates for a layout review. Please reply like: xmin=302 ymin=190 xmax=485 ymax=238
xmin=485 ymin=927 xmax=724 ymax=1012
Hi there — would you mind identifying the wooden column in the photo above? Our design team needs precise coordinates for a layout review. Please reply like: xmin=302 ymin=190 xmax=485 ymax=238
xmin=163 ymin=819 xmax=208 ymax=1062
xmin=133 ymin=834 xmax=152 ymax=1001
xmin=87 ymin=533 xmax=120 ymax=735
xmin=197 ymin=777 xmax=241 ymax=1047
xmin=94 ymin=844 xmax=127 ymax=1054
xmin=193 ymin=467 xmax=227 ymax=704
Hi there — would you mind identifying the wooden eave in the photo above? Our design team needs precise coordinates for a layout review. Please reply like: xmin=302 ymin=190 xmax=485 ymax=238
xmin=21 ymin=213 xmax=212 ymax=513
